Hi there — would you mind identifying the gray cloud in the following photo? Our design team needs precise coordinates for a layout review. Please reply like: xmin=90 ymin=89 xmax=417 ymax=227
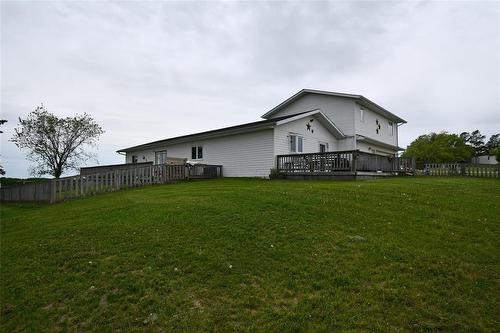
xmin=1 ymin=1 xmax=499 ymax=177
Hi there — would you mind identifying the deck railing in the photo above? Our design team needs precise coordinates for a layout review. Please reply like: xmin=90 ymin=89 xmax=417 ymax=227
xmin=277 ymin=150 xmax=356 ymax=173
xmin=276 ymin=150 xmax=415 ymax=175
xmin=187 ymin=164 xmax=223 ymax=179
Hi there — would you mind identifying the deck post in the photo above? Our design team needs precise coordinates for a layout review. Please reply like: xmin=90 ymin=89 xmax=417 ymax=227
xmin=352 ymin=150 xmax=358 ymax=175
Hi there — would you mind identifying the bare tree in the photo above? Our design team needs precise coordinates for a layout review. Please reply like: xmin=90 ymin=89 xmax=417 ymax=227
xmin=11 ymin=105 xmax=104 ymax=178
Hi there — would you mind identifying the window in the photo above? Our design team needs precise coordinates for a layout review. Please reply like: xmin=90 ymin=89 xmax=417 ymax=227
xmin=131 ymin=155 xmax=138 ymax=164
xmin=290 ymin=135 xmax=296 ymax=152
xmin=319 ymin=143 xmax=328 ymax=153
xmin=191 ymin=146 xmax=203 ymax=159
xmin=388 ymin=122 xmax=394 ymax=136
xmin=155 ymin=150 xmax=167 ymax=164
xmin=360 ymin=108 xmax=365 ymax=122
xmin=289 ymin=135 xmax=303 ymax=153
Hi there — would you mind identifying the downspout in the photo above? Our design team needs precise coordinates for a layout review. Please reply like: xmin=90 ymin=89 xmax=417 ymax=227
xmin=353 ymin=103 xmax=358 ymax=177
xmin=353 ymin=103 xmax=357 ymax=151
xmin=396 ymin=122 xmax=405 ymax=157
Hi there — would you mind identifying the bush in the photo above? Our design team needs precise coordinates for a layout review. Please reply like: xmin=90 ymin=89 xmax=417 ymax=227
xmin=492 ymin=148 xmax=500 ymax=163
xmin=269 ymin=168 xmax=284 ymax=179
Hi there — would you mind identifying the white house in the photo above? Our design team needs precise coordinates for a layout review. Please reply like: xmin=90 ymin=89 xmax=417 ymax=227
xmin=472 ymin=155 xmax=498 ymax=165
xmin=117 ymin=89 xmax=406 ymax=177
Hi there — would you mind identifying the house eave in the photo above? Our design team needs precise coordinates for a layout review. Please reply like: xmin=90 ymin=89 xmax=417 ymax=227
xmin=261 ymin=88 xmax=407 ymax=124
xmin=356 ymin=135 xmax=404 ymax=151
xmin=117 ymin=123 xmax=276 ymax=153
xmin=356 ymin=98 xmax=406 ymax=124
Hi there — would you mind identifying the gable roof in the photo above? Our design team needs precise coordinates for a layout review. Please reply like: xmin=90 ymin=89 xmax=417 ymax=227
xmin=117 ymin=111 xmax=323 ymax=153
xmin=261 ymin=89 xmax=407 ymax=124
xmin=275 ymin=109 xmax=345 ymax=139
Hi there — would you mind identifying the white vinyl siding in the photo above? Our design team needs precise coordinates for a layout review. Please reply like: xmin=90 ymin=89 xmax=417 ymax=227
xmin=356 ymin=104 xmax=398 ymax=147
xmin=357 ymin=141 xmax=395 ymax=156
xmin=264 ymin=93 xmax=356 ymax=136
xmin=274 ymin=114 xmax=338 ymax=156
xmin=265 ymin=93 xmax=399 ymax=153
xmin=126 ymin=129 xmax=275 ymax=177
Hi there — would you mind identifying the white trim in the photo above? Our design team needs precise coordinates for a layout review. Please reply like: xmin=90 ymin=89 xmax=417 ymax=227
xmin=276 ymin=109 xmax=345 ymax=139
xmin=154 ymin=150 xmax=167 ymax=164
xmin=289 ymin=134 xmax=304 ymax=153
xmin=319 ymin=142 xmax=329 ymax=152
xmin=191 ymin=145 xmax=204 ymax=160
xmin=262 ymin=89 xmax=407 ymax=123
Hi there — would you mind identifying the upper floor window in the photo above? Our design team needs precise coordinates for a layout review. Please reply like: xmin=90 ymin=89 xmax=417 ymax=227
xmin=319 ymin=143 xmax=329 ymax=153
xmin=131 ymin=155 xmax=138 ymax=164
xmin=360 ymin=108 xmax=365 ymax=122
xmin=155 ymin=150 xmax=167 ymax=164
xmin=191 ymin=146 xmax=203 ymax=159
xmin=388 ymin=122 xmax=394 ymax=136
xmin=290 ymin=135 xmax=303 ymax=153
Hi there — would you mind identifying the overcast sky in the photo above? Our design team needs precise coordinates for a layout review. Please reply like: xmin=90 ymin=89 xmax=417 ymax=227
xmin=1 ymin=1 xmax=499 ymax=178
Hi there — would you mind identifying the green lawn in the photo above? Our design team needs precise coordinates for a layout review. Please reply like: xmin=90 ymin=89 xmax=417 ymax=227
xmin=1 ymin=177 xmax=499 ymax=332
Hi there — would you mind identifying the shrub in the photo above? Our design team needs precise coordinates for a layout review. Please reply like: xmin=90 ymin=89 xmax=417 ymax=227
xmin=269 ymin=168 xmax=284 ymax=179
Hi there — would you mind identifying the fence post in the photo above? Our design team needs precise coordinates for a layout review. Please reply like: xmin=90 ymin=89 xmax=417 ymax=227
xmin=50 ymin=179 xmax=56 ymax=203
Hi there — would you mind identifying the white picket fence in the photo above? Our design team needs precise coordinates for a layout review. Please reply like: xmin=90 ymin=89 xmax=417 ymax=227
xmin=0 ymin=164 xmax=222 ymax=203
xmin=423 ymin=163 xmax=499 ymax=178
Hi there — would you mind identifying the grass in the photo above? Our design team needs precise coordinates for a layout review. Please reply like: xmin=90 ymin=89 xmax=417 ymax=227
xmin=1 ymin=177 xmax=499 ymax=332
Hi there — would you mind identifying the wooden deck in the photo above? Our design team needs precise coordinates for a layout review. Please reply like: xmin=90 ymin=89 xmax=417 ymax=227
xmin=276 ymin=150 xmax=415 ymax=179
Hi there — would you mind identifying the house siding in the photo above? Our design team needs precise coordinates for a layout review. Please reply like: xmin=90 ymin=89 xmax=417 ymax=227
xmin=266 ymin=93 xmax=356 ymax=136
xmin=126 ymin=129 xmax=275 ymax=177
xmin=357 ymin=141 xmax=396 ymax=156
xmin=273 ymin=114 xmax=339 ymax=157
xmin=337 ymin=137 xmax=356 ymax=151
xmin=472 ymin=155 xmax=498 ymax=165
xmin=356 ymin=103 xmax=398 ymax=147
xmin=267 ymin=93 xmax=401 ymax=154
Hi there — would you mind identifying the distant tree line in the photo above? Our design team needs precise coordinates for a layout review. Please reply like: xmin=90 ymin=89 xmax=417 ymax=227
xmin=403 ymin=130 xmax=500 ymax=167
